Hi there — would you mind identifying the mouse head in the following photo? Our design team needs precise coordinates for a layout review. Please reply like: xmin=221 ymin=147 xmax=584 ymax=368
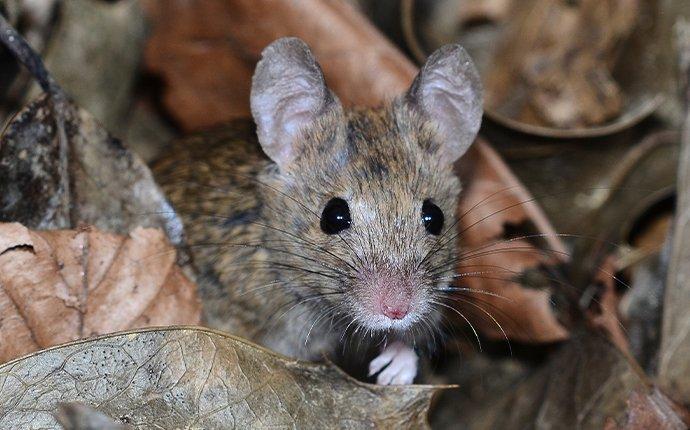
xmin=251 ymin=38 xmax=482 ymax=337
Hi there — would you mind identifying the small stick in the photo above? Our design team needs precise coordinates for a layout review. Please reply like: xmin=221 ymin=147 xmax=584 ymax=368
xmin=659 ymin=18 xmax=690 ymax=406
xmin=0 ymin=11 xmax=63 ymax=98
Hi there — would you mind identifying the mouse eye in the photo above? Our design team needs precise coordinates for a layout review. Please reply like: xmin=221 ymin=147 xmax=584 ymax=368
xmin=422 ymin=199 xmax=444 ymax=235
xmin=320 ymin=197 xmax=352 ymax=234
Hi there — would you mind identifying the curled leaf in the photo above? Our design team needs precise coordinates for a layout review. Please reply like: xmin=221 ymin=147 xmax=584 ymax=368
xmin=433 ymin=331 xmax=688 ymax=429
xmin=455 ymin=140 xmax=568 ymax=342
xmin=0 ymin=327 xmax=438 ymax=429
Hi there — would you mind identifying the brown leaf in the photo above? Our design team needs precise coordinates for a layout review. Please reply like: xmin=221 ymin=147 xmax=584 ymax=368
xmin=0 ymin=92 xmax=185 ymax=249
xmin=604 ymin=389 xmax=687 ymax=430
xmin=659 ymin=21 xmax=690 ymax=406
xmin=434 ymin=330 xmax=687 ymax=429
xmin=0 ymin=222 xmax=201 ymax=363
xmin=142 ymin=0 xmax=417 ymax=131
xmin=142 ymin=0 xmax=568 ymax=343
xmin=0 ymin=327 xmax=438 ymax=428
xmin=484 ymin=0 xmax=639 ymax=128
xmin=455 ymin=140 xmax=568 ymax=342
xmin=461 ymin=331 xmax=654 ymax=428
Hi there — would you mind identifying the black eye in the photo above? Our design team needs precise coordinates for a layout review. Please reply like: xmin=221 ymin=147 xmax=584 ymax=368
xmin=320 ymin=197 xmax=352 ymax=234
xmin=422 ymin=199 xmax=444 ymax=235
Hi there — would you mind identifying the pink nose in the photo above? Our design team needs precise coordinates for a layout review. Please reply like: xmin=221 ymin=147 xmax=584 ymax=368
xmin=381 ymin=303 xmax=409 ymax=320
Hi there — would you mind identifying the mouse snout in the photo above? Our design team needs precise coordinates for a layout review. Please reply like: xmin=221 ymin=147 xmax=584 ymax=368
xmin=372 ymin=274 xmax=414 ymax=320
xmin=353 ymin=265 xmax=430 ymax=331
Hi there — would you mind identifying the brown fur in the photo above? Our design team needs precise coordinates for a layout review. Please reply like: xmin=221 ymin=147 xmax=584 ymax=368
xmin=152 ymin=100 xmax=460 ymax=360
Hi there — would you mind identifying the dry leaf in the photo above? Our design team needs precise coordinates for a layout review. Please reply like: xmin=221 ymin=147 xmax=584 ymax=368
xmin=142 ymin=0 xmax=568 ymax=343
xmin=0 ymin=92 xmax=185 ymax=248
xmin=457 ymin=331 xmax=671 ymax=429
xmin=0 ymin=222 xmax=201 ymax=363
xmin=0 ymin=9 xmax=181 ymax=254
xmin=0 ymin=327 xmax=438 ymax=429
xmin=455 ymin=140 xmax=568 ymax=341
xmin=142 ymin=0 xmax=416 ymax=131
xmin=484 ymin=0 xmax=638 ymax=128
xmin=604 ymin=389 xmax=687 ymax=430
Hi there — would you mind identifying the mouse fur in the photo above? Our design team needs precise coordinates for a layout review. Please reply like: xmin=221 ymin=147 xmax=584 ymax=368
xmin=152 ymin=37 xmax=483 ymax=384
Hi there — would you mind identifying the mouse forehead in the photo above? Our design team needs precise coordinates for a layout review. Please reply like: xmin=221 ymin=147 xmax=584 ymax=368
xmin=286 ymin=104 xmax=460 ymax=209
xmin=338 ymin=107 xmax=454 ymax=196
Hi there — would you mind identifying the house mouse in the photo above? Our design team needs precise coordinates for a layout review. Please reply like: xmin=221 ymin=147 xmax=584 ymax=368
xmin=152 ymin=37 xmax=482 ymax=385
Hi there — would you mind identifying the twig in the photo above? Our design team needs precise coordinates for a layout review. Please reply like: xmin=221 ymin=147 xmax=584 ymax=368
xmin=659 ymin=18 xmax=690 ymax=405
xmin=0 ymin=11 xmax=63 ymax=98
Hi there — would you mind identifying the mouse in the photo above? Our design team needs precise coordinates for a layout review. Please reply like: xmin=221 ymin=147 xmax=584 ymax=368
xmin=152 ymin=37 xmax=483 ymax=385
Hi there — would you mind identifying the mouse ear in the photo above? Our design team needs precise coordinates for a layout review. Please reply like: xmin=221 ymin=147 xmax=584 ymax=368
xmin=251 ymin=37 xmax=341 ymax=168
xmin=407 ymin=44 xmax=483 ymax=161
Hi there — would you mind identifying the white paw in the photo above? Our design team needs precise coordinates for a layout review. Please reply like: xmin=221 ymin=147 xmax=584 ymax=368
xmin=368 ymin=341 xmax=418 ymax=385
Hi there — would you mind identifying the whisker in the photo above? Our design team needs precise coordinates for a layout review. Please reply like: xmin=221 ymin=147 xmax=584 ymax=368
xmin=445 ymin=296 xmax=513 ymax=356
xmin=430 ymin=299 xmax=482 ymax=352
xmin=185 ymin=241 xmax=356 ymax=277
xmin=304 ymin=304 xmax=340 ymax=347
xmin=432 ymin=243 xmax=632 ymax=295
xmin=244 ymin=174 xmax=368 ymax=269
xmin=143 ymin=209 xmax=360 ymax=272
xmin=434 ymin=284 xmax=515 ymax=302
xmin=238 ymin=278 xmax=342 ymax=298
xmin=418 ymin=185 xmax=522 ymax=268
xmin=441 ymin=293 xmax=535 ymax=343
xmin=262 ymin=291 xmax=345 ymax=334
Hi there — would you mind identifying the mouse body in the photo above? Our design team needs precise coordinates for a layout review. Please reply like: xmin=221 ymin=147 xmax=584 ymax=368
xmin=152 ymin=38 xmax=483 ymax=384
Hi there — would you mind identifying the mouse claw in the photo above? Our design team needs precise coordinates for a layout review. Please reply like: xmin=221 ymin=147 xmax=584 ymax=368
xmin=368 ymin=349 xmax=395 ymax=377
xmin=369 ymin=341 xmax=418 ymax=385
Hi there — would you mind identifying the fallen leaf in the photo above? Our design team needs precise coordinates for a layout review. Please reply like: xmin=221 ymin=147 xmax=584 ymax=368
xmin=0 ymin=327 xmax=438 ymax=429
xmin=441 ymin=330 xmax=679 ymax=429
xmin=141 ymin=0 xmax=416 ymax=131
xmin=484 ymin=0 xmax=638 ymax=128
xmin=659 ymin=21 xmax=690 ymax=407
xmin=0 ymin=93 xmax=185 ymax=248
xmin=455 ymin=139 xmax=568 ymax=342
xmin=0 ymin=222 xmax=201 ymax=363
xmin=604 ymin=388 xmax=687 ymax=430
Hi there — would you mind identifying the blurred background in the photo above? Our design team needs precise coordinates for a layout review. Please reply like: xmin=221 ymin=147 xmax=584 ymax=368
xmin=2 ymin=0 xmax=690 ymax=427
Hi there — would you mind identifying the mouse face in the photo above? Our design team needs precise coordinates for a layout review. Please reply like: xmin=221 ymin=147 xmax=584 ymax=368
xmin=251 ymin=38 xmax=482 ymax=341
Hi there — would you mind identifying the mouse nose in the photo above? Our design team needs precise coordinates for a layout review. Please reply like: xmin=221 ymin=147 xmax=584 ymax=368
xmin=366 ymin=269 xmax=415 ymax=321
xmin=381 ymin=303 xmax=409 ymax=320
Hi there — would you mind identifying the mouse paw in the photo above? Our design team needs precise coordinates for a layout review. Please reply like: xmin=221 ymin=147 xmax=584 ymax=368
xmin=368 ymin=341 xmax=418 ymax=385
